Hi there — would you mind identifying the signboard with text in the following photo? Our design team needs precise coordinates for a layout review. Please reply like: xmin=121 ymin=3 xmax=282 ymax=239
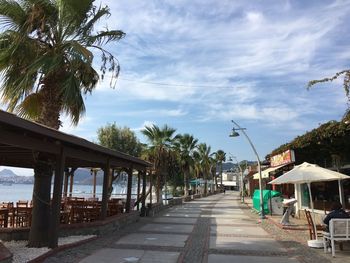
xmin=270 ymin=149 xmax=295 ymax=167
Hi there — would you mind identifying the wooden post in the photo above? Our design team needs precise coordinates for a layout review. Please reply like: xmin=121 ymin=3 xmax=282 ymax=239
xmin=125 ymin=166 xmax=133 ymax=213
xmin=48 ymin=147 xmax=65 ymax=248
xmin=141 ymin=170 xmax=147 ymax=216
xmin=149 ymin=171 xmax=153 ymax=206
xmin=92 ymin=169 xmax=97 ymax=199
xmin=69 ymin=171 xmax=74 ymax=198
xmin=101 ymin=159 xmax=110 ymax=220
xmin=63 ymin=169 xmax=69 ymax=198
xmin=137 ymin=171 xmax=141 ymax=211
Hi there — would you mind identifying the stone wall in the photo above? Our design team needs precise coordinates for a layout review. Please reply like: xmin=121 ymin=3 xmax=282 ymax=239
xmin=0 ymin=212 xmax=140 ymax=241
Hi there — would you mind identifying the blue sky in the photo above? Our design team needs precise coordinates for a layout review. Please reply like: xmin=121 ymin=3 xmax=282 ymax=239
xmin=2 ymin=0 xmax=350 ymax=175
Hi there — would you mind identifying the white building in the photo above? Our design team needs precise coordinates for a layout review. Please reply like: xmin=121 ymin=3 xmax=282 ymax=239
xmin=221 ymin=170 xmax=240 ymax=190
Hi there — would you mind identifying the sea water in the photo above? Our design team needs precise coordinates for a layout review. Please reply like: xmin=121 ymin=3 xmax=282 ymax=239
xmin=0 ymin=183 xmax=141 ymax=202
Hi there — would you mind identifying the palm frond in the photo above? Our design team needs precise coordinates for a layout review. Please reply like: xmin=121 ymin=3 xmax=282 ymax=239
xmin=0 ymin=0 xmax=26 ymax=30
xmin=78 ymin=5 xmax=110 ymax=36
xmin=61 ymin=72 xmax=86 ymax=125
xmin=14 ymin=92 xmax=43 ymax=120
xmin=85 ymin=30 xmax=125 ymax=46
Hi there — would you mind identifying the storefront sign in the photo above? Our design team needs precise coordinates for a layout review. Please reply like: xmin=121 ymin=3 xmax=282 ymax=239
xmin=270 ymin=150 xmax=295 ymax=167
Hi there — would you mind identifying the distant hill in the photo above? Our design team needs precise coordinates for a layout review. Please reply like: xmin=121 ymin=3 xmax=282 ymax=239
xmin=0 ymin=169 xmax=33 ymax=184
xmin=221 ymin=160 xmax=256 ymax=171
xmin=0 ymin=168 xmax=102 ymax=185
xmin=0 ymin=169 xmax=17 ymax=177
xmin=73 ymin=168 xmax=104 ymax=185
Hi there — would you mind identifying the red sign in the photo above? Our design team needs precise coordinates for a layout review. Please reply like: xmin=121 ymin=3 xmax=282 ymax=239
xmin=270 ymin=150 xmax=295 ymax=167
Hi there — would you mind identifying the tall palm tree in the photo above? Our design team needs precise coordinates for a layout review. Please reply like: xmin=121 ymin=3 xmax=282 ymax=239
xmin=141 ymin=124 xmax=176 ymax=202
xmin=196 ymin=143 xmax=212 ymax=195
xmin=193 ymin=149 xmax=202 ymax=194
xmin=0 ymin=0 xmax=124 ymax=247
xmin=215 ymin=150 xmax=226 ymax=187
xmin=173 ymin=134 xmax=198 ymax=196
xmin=209 ymin=155 xmax=217 ymax=192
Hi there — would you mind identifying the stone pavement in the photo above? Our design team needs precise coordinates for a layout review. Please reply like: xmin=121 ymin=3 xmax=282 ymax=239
xmin=43 ymin=192 xmax=347 ymax=263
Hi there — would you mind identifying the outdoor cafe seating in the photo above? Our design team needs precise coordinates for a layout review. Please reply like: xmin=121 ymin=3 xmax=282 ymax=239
xmin=0 ymin=197 xmax=127 ymax=229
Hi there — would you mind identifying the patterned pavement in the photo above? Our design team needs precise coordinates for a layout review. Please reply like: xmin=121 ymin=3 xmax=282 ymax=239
xmin=42 ymin=192 xmax=342 ymax=263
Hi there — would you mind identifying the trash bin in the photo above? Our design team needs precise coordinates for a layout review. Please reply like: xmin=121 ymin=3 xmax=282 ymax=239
xmin=253 ymin=190 xmax=282 ymax=214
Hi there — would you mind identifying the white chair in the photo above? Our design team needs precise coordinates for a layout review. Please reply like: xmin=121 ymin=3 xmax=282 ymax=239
xmin=323 ymin=218 xmax=350 ymax=257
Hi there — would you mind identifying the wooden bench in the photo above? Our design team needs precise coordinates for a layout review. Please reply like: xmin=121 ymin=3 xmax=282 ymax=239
xmin=323 ymin=218 xmax=350 ymax=257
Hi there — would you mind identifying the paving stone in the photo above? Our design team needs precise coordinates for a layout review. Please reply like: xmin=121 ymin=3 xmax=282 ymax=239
xmin=162 ymin=212 xmax=200 ymax=218
xmin=138 ymin=223 xmax=194 ymax=233
xmin=210 ymin=218 xmax=257 ymax=225
xmin=79 ymin=248 xmax=179 ymax=263
xmin=210 ymin=236 xmax=287 ymax=252
xmin=208 ymin=254 xmax=299 ymax=263
xmin=210 ymin=225 xmax=269 ymax=236
xmin=151 ymin=217 xmax=197 ymax=224
xmin=115 ymin=233 xmax=188 ymax=247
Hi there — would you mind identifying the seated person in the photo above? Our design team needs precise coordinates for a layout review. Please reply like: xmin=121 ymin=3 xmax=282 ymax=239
xmin=323 ymin=201 xmax=350 ymax=231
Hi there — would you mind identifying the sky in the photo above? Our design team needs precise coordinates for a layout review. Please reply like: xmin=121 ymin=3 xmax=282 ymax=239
xmin=2 ymin=0 xmax=350 ymax=175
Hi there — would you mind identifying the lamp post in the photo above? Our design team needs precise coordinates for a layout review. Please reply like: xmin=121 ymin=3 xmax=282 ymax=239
xmin=229 ymin=155 xmax=244 ymax=203
xmin=229 ymin=120 xmax=265 ymax=219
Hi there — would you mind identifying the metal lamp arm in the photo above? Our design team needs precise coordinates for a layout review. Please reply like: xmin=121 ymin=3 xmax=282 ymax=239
xmin=231 ymin=120 xmax=261 ymax=164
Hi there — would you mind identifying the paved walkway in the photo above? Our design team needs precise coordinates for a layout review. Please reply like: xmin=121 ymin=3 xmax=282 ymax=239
xmin=43 ymin=192 xmax=344 ymax=263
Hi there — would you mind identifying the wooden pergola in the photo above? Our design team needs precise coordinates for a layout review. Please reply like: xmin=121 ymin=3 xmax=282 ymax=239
xmin=0 ymin=110 xmax=152 ymax=247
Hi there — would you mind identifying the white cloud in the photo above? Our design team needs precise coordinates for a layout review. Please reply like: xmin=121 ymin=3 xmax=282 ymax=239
xmin=114 ymin=108 xmax=187 ymax=117
xmin=132 ymin=120 xmax=156 ymax=131
xmin=2 ymin=1 xmax=349 ymax=163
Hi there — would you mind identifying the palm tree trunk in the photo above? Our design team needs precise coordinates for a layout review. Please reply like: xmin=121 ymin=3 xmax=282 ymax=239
xmin=28 ymin=154 xmax=53 ymax=247
xmin=29 ymin=83 xmax=61 ymax=247
xmin=214 ymin=171 xmax=218 ymax=191
xmin=184 ymin=169 xmax=189 ymax=196
xmin=220 ymin=162 xmax=223 ymax=186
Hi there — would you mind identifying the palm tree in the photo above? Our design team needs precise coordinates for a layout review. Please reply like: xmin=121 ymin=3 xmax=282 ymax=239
xmin=215 ymin=150 xmax=226 ymax=188
xmin=209 ymin=155 xmax=217 ymax=192
xmin=0 ymin=0 xmax=124 ymax=247
xmin=193 ymin=149 xmax=202 ymax=194
xmin=173 ymin=134 xmax=198 ymax=196
xmin=141 ymin=124 xmax=176 ymax=202
xmin=196 ymin=143 xmax=212 ymax=195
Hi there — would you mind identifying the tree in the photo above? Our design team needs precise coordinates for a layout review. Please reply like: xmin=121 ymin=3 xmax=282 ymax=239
xmin=0 ymin=0 xmax=124 ymax=247
xmin=97 ymin=123 xmax=142 ymax=157
xmin=141 ymin=124 xmax=176 ymax=202
xmin=214 ymin=150 xmax=226 ymax=187
xmin=192 ymin=149 xmax=202 ymax=194
xmin=308 ymin=70 xmax=350 ymax=120
xmin=173 ymin=134 xmax=198 ymax=196
xmin=97 ymin=123 xmax=142 ymax=197
xmin=196 ymin=143 xmax=212 ymax=195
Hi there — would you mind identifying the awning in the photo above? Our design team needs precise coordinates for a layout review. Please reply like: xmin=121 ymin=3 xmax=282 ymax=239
xmin=253 ymin=164 xmax=289 ymax=180
xmin=222 ymin=181 xmax=237 ymax=186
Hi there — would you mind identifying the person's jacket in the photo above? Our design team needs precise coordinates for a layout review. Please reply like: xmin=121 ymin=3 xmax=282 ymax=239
xmin=323 ymin=208 xmax=350 ymax=230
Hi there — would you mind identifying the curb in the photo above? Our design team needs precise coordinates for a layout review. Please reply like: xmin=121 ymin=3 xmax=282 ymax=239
xmin=0 ymin=242 xmax=12 ymax=263
xmin=28 ymin=236 xmax=98 ymax=263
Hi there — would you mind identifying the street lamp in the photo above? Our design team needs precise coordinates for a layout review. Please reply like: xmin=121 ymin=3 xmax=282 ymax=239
xmin=229 ymin=120 xmax=265 ymax=219
xmin=229 ymin=155 xmax=244 ymax=203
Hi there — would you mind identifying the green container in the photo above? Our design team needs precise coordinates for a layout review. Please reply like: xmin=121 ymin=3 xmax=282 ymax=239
xmin=252 ymin=190 xmax=281 ymax=214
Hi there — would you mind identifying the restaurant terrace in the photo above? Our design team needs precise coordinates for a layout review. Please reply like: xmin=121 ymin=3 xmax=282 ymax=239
xmin=0 ymin=110 xmax=152 ymax=248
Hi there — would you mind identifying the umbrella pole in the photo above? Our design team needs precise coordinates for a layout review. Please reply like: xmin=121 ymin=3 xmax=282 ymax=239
xmin=338 ymin=179 xmax=344 ymax=206
xmin=307 ymin=182 xmax=318 ymax=240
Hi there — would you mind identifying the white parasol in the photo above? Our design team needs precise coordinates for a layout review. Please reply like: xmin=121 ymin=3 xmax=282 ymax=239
xmin=269 ymin=162 xmax=350 ymax=245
